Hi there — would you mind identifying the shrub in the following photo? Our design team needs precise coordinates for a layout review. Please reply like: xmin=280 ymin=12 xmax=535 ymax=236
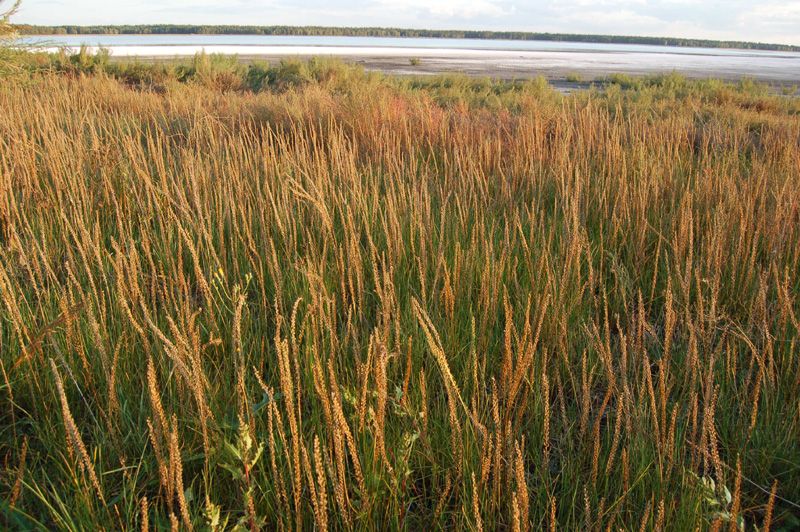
xmin=565 ymin=71 xmax=584 ymax=83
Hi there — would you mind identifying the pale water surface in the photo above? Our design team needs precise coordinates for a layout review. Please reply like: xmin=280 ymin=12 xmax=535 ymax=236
xmin=24 ymin=35 xmax=800 ymax=83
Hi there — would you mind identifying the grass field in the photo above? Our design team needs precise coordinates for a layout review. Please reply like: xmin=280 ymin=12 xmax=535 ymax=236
xmin=1 ymin=51 xmax=800 ymax=531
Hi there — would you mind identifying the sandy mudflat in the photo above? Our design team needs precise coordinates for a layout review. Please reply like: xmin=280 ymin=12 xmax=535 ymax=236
xmin=115 ymin=45 xmax=800 ymax=89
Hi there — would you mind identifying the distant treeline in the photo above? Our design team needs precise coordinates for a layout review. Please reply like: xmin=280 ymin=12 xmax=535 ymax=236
xmin=14 ymin=24 xmax=800 ymax=52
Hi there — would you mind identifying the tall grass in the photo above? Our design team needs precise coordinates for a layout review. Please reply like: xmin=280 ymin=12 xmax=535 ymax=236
xmin=0 ymin=59 xmax=799 ymax=531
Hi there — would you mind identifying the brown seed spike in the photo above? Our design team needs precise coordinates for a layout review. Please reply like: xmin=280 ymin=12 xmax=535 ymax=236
xmin=50 ymin=359 xmax=106 ymax=505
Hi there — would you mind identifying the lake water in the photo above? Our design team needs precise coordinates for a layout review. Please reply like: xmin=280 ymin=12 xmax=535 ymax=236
xmin=23 ymin=35 xmax=800 ymax=84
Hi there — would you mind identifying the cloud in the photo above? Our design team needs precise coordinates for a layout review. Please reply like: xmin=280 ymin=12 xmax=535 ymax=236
xmin=739 ymin=1 xmax=800 ymax=27
xmin=555 ymin=8 xmax=663 ymax=28
xmin=376 ymin=0 xmax=513 ymax=20
xmin=559 ymin=0 xmax=647 ymax=6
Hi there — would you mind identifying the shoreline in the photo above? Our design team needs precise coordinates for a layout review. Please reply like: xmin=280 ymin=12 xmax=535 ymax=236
xmin=115 ymin=50 xmax=800 ymax=89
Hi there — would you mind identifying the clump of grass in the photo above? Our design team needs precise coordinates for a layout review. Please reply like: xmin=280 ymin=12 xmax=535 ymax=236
xmin=565 ymin=71 xmax=585 ymax=83
xmin=596 ymin=71 xmax=638 ymax=87
xmin=0 ymin=48 xmax=799 ymax=531
xmin=409 ymin=57 xmax=421 ymax=66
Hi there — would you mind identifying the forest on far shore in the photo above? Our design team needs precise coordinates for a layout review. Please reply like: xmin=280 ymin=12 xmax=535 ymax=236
xmin=14 ymin=23 xmax=800 ymax=52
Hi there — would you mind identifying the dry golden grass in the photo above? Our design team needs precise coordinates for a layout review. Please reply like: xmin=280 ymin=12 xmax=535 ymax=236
xmin=0 ymin=65 xmax=799 ymax=530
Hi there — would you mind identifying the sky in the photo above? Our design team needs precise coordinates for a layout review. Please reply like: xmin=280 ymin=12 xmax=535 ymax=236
xmin=10 ymin=0 xmax=800 ymax=46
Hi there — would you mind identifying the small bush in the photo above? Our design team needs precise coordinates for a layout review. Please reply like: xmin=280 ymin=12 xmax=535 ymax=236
xmin=565 ymin=71 xmax=585 ymax=83
xmin=604 ymin=72 xmax=639 ymax=88
xmin=246 ymin=58 xmax=272 ymax=92
xmin=270 ymin=56 xmax=312 ymax=90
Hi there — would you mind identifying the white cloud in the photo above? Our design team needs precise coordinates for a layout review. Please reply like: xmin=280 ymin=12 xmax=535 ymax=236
xmin=556 ymin=8 xmax=664 ymax=29
xmin=739 ymin=1 xmax=800 ymax=26
xmin=560 ymin=0 xmax=647 ymax=6
xmin=377 ymin=0 xmax=513 ymax=19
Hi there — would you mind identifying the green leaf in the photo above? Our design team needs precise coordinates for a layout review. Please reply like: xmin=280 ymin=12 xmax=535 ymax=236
xmin=221 ymin=463 xmax=245 ymax=481
xmin=204 ymin=501 xmax=221 ymax=528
